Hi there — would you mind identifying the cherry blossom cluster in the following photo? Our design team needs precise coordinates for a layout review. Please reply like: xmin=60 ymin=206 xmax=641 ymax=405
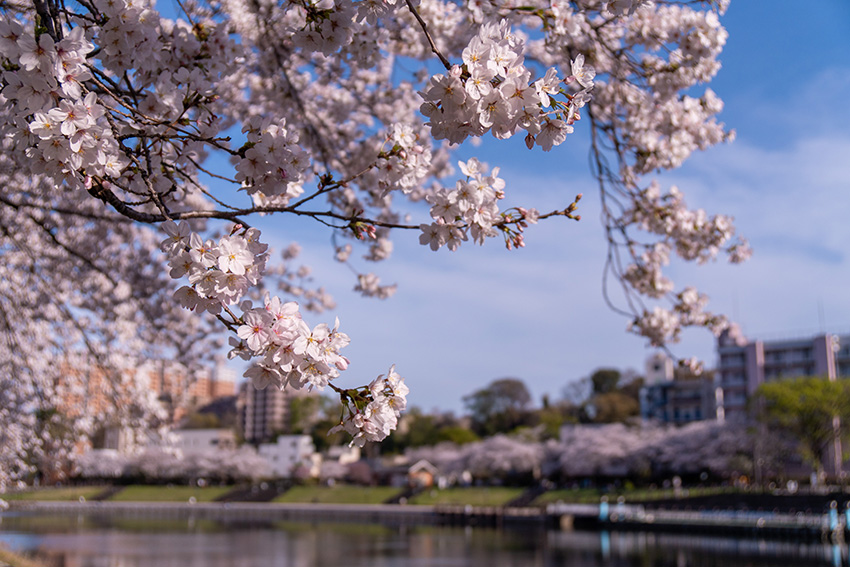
xmin=234 ymin=116 xmax=311 ymax=205
xmin=1 ymin=0 xmax=242 ymax=206
xmin=162 ymin=221 xmax=347 ymax=388
xmin=629 ymin=307 xmax=681 ymax=348
xmin=354 ymin=272 xmax=398 ymax=299
xmin=604 ymin=0 xmax=646 ymax=17
xmin=501 ymin=0 xmax=741 ymax=364
xmin=95 ymin=0 xmax=168 ymax=77
xmin=675 ymin=286 xmax=727 ymax=333
xmin=419 ymin=158 xmax=543 ymax=251
xmin=233 ymin=297 xmax=351 ymax=392
xmin=617 ymin=180 xmax=749 ymax=351
xmin=1 ymin=23 xmax=127 ymax=190
xmin=419 ymin=20 xmax=593 ymax=150
xmin=631 ymin=286 xmax=730 ymax=354
xmin=626 ymin=182 xmax=750 ymax=265
xmin=161 ymin=221 xmax=269 ymax=314
xmin=330 ymin=365 xmax=409 ymax=447
xmin=627 ymin=286 xmax=731 ymax=350
xmin=554 ymin=421 xmax=750 ymax=479
xmin=93 ymin=0 xmax=240 ymax=117
xmin=375 ymin=123 xmax=433 ymax=194
xmin=623 ymin=243 xmax=674 ymax=299
xmin=291 ymin=0 xmax=357 ymax=56
xmin=534 ymin=2 xmax=731 ymax=175
xmin=0 ymin=385 xmax=36 ymax=499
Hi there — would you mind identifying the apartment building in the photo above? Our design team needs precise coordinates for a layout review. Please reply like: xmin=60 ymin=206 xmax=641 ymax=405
xmin=237 ymin=381 xmax=318 ymax=444
xmin=640 ymin=353 xmax=722 ymax=424
xmin=716 ymin=330 xmax=849 ymax=422
xmin=140 ymin=357 xmax=236 ymax=422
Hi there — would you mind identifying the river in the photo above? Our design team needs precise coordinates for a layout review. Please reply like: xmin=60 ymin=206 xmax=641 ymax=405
xmin=0 ymin=511 xmax=846 ymax=567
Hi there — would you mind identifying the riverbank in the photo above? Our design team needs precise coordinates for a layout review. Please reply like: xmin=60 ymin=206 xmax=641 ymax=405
xmin=6 ymin=495 xmax=850 ymax=542
xmin=0 ymin=483 xmax=785 ymax=508
xmin=4 ymin=500 xmax=441 ymax=526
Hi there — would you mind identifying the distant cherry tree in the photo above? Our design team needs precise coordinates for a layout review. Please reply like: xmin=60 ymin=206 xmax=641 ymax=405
xmin=75 ymin=446 xmax=271 ymax=482
xmin=554 ymin=421 xmax=751 ymax=479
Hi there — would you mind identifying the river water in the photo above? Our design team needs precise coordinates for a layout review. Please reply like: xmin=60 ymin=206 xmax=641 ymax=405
xmin=0 ymin=512 xmax=846 ymax=567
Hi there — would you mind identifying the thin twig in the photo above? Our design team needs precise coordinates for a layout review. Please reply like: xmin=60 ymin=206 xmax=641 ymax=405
xmin=404 ymin=0 xmax=452 ymax=71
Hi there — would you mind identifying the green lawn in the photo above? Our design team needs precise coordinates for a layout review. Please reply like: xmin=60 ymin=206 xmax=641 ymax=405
xmin=108 ymin=485 xmax=232 ymax=502
xmin=273 ymin=485 xmax=402 ymax=505
xmin=1 ymin=486 xmax=109 ymax=501
xmin=532 ymin=488 xmax=609 ymax=505
xmin=532 ymin=485 xmax=739 ymax=506
xmin=407 ymin=487 xmax=524 ymax=507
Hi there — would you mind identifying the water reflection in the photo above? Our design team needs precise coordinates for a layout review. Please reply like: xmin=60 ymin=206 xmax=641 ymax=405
xmin=0 ymin=512 xmax=846 ymax=567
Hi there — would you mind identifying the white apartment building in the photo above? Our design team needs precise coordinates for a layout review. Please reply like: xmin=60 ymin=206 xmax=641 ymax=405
xmin=258 ymin=434 xmax=320 ymax=478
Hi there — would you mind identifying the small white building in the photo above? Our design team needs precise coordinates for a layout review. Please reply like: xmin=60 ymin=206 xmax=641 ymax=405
xmin=644 ymin=352 xmax=674 ymax=386
xmin=172 ymin=429 xmax=237 ymax=454
xmin=259 ymin=435 xmax=320 ymax=478
xmin=326 ymin=444 xmax=361 ymax=466
xmin=639 ymin=354 xmax=721 ymax=425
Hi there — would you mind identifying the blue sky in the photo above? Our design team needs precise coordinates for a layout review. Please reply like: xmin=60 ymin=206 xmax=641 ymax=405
xmin=228 ymin=1 xmax=850 ymax=413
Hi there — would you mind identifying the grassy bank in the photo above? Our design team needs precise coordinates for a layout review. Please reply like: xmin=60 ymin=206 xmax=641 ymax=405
xmin=3 ymin=483 xmax=746 ymax=508
xmin=1 ymin=486 xmax=108 ymax=502
xmin=108 ymin=485 xmax=232 ymax=502
xmin=408 ymin=487 xmax=524 ymax=507
xmin=273 ymin=485 xmax=401 ymax=504
xmin=532 ymin=485 xmax=742 ymax=506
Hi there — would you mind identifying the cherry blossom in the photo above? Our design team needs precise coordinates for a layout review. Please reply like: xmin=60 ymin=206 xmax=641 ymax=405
xmin=330 ymin=365 xmax=410 ymax=446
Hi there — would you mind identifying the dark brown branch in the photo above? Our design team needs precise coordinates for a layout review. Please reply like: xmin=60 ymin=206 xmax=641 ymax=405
xmin=404 ymin=0 xmax=452 ymax=71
